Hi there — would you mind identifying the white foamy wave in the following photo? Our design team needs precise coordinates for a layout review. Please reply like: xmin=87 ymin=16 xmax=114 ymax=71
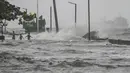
xmin=34 ymin=27 xmax=84 ymax=41
xmin=33 ymin=32 xmax=56 ymax=40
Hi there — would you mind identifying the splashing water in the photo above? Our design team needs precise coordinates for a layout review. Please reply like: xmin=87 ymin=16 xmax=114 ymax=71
xmin=34 ymin=27 xmax=84 ymax=41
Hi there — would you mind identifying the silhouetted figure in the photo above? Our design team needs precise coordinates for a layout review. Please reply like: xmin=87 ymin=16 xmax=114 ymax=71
xmin=12 ymin=31 xmax=15 ymax=40
xmin=46 ymin=28 xmax=50 ymax=32
xmin=19 ymin=34 xmax=23 ymax=40
xmin=26 ymin=32 xmax=32 ymax=40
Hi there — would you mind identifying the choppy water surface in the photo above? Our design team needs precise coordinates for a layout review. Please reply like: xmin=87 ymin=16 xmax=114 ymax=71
xmin=0 ymin=39 xmax=130 ymax=73
xmin=1 ymin=27 xmax=130 ymax=73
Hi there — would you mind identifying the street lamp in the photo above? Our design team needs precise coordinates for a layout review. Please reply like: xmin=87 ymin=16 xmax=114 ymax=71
xmin=68 ymin=1 xmax=77 ymax=28
xmin=37 ymin=0 xmax=39 ymax=32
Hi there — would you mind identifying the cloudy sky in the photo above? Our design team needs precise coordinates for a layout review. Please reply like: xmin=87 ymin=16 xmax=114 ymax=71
xmin=8 ymin=0 xmax=130 ymax=30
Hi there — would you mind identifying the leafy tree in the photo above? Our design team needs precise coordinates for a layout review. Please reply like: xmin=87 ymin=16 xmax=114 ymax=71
xmin=22 ymin=12 xmax=36 ymax=21
xmin=0 ymin=0 xmax=23 ymax=21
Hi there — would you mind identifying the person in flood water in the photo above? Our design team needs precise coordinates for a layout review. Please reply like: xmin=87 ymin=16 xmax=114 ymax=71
xmin=19 ymin=34 xmax=23 ymax=40
xmin=12 ymin=31 xmax=15 ymax=40
xmin=26 ymin=32 xmax=32 ymax=40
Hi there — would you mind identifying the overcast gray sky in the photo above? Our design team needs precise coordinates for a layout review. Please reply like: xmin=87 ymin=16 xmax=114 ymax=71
xmin=8 ymin=0 xmax=130 ymax=29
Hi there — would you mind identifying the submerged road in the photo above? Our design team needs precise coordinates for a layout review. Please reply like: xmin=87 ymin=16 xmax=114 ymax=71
xmin=0 ymin=40 xmax=130 ymax=73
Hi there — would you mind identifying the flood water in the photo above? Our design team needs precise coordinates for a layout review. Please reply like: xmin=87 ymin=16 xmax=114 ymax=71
xmin=0 ymin=39 xmax=130 ymax=73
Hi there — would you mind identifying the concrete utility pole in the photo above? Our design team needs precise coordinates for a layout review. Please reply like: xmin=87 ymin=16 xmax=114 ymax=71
xmin=37 ymin=0 xmax=39 ymax=32
xmin=68 ymin=2 xmax=77 ymax=28
xmin=88 ymin=0 xmax=91 ymax=41
xmin=50 ymin=6 xmax=52 ymax=32
xmin=53 ymin=0 xmax=59 ymax=33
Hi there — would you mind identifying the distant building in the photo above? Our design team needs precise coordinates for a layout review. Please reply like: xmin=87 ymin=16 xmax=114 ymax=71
xmin=39 ymin=19 xmax=46 ymax=32
xmin=22 ymin=18 xmax=46 ymax=32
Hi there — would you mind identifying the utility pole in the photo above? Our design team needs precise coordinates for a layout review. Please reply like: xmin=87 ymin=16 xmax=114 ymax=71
xmin=50 ymin=6 xmax=52 ymax=32
xmin=75 ymin=4 xmax=77 ymax=28
xmin=37 ymin=0 xmax=39 ymax=32
xmin=53 ymin=0 xmax=59 ymax=33
xmin=88 ymin=0 xmax=91 ymax=41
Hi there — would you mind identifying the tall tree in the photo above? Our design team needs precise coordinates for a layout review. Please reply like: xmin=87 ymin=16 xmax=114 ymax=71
xmin=0 ymin=0 xmax=23 ymax=21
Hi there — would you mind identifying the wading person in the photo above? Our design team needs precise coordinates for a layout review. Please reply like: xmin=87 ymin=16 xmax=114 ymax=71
xmin=26 ymin=32 xmax=32 ymax=40
xmin=12 ymin=31 xmax=15 ymax=40
xmin=19 ymin=34 xmax=23 ymax=40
